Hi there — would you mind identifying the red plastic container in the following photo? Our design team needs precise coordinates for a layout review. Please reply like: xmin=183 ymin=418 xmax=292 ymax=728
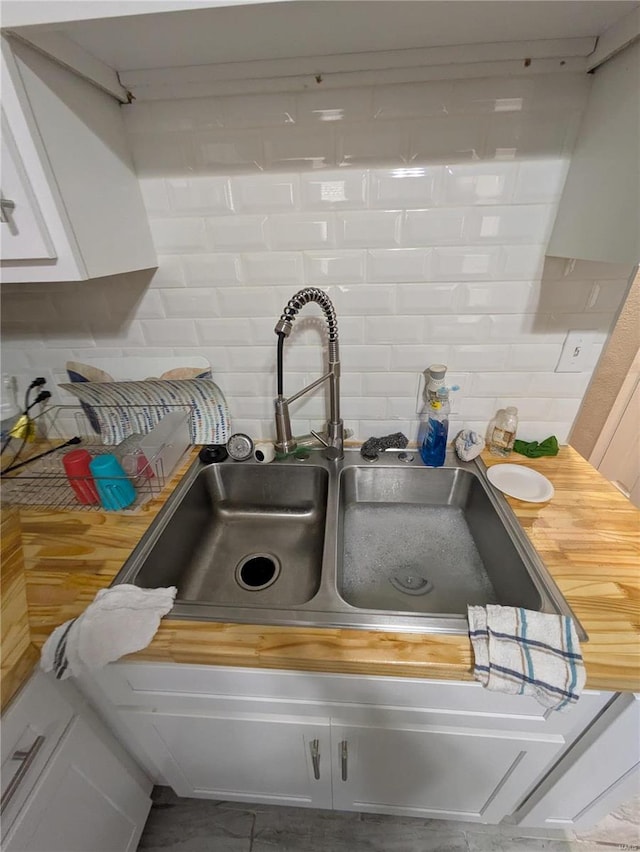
xmin=62 ymin=449 xmax=100 ymax=505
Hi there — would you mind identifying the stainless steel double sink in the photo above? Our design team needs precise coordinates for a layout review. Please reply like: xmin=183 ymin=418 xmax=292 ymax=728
xmin=112 ymin=450 xmax=584 ymax=636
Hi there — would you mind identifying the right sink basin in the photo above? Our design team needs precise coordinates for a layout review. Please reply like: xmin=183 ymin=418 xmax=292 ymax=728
xmin=337 ymin=465 xmax=543 ymax=615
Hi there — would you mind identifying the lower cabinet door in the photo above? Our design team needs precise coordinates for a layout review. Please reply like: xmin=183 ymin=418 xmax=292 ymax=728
xmin=330 ymin=723 xmax=563 ymax=823
xmin=2 ymin=717 xmax=151 ymax=852
xmin=121 ymin=709 xmax=333 ymax=809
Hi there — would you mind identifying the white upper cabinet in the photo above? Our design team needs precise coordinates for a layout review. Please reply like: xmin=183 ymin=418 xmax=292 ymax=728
xmin=548 ymin=38 xmax=640 ymax=266
xmin=0 ymin=36 xmax=156 ymax=283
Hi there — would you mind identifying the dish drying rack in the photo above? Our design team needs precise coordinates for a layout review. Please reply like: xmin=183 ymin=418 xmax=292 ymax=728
xmin=0 ymin=404 xmax=192 ymax=511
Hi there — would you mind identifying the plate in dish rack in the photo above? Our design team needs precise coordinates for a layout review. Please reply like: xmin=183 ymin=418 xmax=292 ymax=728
xmin=486 ymin=463 xmax=554 ymax=503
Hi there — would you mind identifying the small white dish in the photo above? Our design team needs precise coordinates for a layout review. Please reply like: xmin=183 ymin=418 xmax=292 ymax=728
xmin=487 ymin=463 xmax=554 ymax=503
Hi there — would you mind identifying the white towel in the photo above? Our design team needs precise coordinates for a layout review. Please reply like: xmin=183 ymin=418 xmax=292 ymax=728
xmin=467 ymin=604 xmax=586 ymax=711
xmin=41 ymin=584 xmax=177 ymax=680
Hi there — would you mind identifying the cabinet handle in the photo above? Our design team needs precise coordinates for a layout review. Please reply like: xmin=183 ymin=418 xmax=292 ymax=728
xmin=309 ymin=738 xmax=320 ymax=780
xmin=340 ymin=740 xmax=348 ymax=781
xmin=1 ymin=735 xmax=45 ymax=814
xmin=0 ymin=197 xmax=16 ymax=223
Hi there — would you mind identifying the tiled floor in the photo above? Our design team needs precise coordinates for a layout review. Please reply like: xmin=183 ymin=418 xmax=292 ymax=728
xmin=138 ymin=788 xmax=640 ymax=852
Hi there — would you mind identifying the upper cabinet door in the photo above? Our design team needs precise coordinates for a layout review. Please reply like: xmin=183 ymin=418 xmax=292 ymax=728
xmin=0 ymin=111 xmax=56 ymax=262
xmin=548 ymin=39 xmax=640 ymax=266
xmin=0 ymin=36 xmax=156 ymax=283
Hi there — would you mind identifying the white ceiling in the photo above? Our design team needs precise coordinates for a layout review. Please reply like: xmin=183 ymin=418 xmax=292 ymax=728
xmin=11 ymin=1 xmax=640 ymax=71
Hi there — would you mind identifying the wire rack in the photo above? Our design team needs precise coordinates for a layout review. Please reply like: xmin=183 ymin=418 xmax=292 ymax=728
xmin=0 ymin=404 xmax=192 ymax=511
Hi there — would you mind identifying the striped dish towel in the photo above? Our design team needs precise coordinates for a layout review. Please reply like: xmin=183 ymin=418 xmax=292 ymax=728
xmin=467 ymin=605 xmax=586 ymax=711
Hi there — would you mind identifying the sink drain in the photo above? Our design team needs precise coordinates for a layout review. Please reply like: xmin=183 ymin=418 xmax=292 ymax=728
xmin=389 ymin=574 xmax=434 ymax=596
xmin=236 ymin=554 xmax=281 ymax=591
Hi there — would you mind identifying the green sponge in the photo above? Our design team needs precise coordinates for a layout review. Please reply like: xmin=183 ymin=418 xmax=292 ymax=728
xmin=513 ymin=436 xmax=559 ymax=458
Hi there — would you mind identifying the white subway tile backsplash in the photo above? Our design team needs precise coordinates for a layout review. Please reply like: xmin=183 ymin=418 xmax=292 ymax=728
xmin=441 ymin=162 xmax=517 ymax=206
xmin=304 ymin=251 xmax=366 ymax=285
xmin=432 ymin=246 xmax=501 ymax=280
xmin=141 ymin=318 xmax=196 ymax=346
xmin=193 ymin=129 xmax=263 ymax=172
xmin=139 ymin=178 xmax=171 ymax=215
xmin=425 ymin=314 xmax=491 ymax=344
xmin=450 ymin=345 xmax=509 ymax=371
xmin=496 ymin=398 xmax=553 ymax=420
xmin=390 ymin=345 xmax=450 ymax=371
xmin=500 ymin=245 xmax=545 ymax=280
xmin=133 ymin=290 xmax=165 ymax=319
xmin=338 ymin=211 xmax=401 ymax=248
xmin=396 ymin=282 xmax=457 ymax=313
xmin=528 ymin=372 xmax=592 ymax=398
xmin=410 ymin=115 xmax=489 ymax=164
xmin=586 ymin=280 xmax=630 ymax=313
xmin=150 ymin=256 xmax=186 ymax=288
xmin=183 ymin=254 xmax=242 ymax=286
xmin=485 ymin=111 xmax=578 ymax=160
xmin=369 ymin=167 xmax=442 ymax=208
xmin=470 ymin=371 xmax=532 ymax=397
xmin=364 ymin=316 xmax=425 ymax=345
xmin=402 ymin=208 xmax=466 ymax=246
xmin=338 ymin=122 xmax=410 ymax=166
xmin=368 ymin=249 xmax=429 ymax=283
xmin=230 ymin=174 xmax=298 ymax=213
xmin=457 ymin=281 xmax=535 ymax=314
xmin=508 ymin=343 xmax=564 ymax=371
xmin=449 ymin=76 xmax=535 ymax=114
xmin=222 ymin=93 xmax=296 ymax=128
xmin=226 ymin=345 xmax=278 ymax=372
xmin=464 ymin=205 xmax=553 ymax=245
xmin=359 ymin=419 xmax=413 ymax=438
xmin=268 ymin=214 xmax=335 ymax=250
xmin=548 ymin=398 xmax=584 ymax=422
xmin=149 ymin=218 xmax=208 ymax=254
xmin=217 ymin=286 xmax=279 ymax=317
xmin=128 ymin=132 xmax=192 ymax=176
xmin=518 ymin=421 xmax=573 ymax=443
xmin=166 ymin=177 xmax=233 ymax=215
xmin=330 ymin=284 xmax=395 ymax=316
xmin=300 ymin=170 xmax=368 ymax=209
xmin=361 ymin=372 xmax=419 ymax=397
xmin=242 ymin=252 xmax=303 ymax=285
xmin=207 ymin=216 xmax=269 ymax=251
xmin=373 ymin=81 xmax=452 ymax=119
xmin=344 ymin=397 xmax=387 ymax=419
xmin=340 ymin=345 xmax=390 ymax=371
xmin=514 ymin=159 xmax=569 ymax=203
xmin=296 ymin=87 xmax=373 ymax=124
xmin=455 ymin=397 xmax=498 ymax=420
xmin=264 ymin=125 xmax=335 ymax=170
xmin=196 ymin=318 xmax=251 ymax=345
xmin=3 ymin=73 xmax=614 ymax=446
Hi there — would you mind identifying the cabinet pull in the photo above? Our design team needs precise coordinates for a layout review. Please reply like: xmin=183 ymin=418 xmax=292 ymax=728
xmin=1 ymin=735 xmax=45 ymax=814
xmin=340 ymin=740 xmax=348 ymax=781
xmin=0 ymin=197 xmax=16 ymax=223
xmin=309 ymin=738 xmax=320 ymax=780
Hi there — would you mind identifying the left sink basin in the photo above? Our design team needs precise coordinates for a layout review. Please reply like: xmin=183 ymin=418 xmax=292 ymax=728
xmin=128 ymin=463 xmax=329 ymax=607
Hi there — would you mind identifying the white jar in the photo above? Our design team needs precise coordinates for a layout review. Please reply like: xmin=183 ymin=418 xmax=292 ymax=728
xmin=489 ymin=406 xmax=518 ymax=457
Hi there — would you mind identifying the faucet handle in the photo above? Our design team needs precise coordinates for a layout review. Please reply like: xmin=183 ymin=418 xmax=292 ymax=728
xmin=310 ymin=429 xmax=330 ymax=449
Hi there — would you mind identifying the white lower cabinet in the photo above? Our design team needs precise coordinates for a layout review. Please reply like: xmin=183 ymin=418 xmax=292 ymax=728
xmin=82 ymin=662 xmax=616 ymax=826
xmin=1 ymin=672 xmax=152 ymax=852
xmin=120 ymin=710 xmax=332 ymax=809
xmin=330 ymin=723 xmax=560 ymax=822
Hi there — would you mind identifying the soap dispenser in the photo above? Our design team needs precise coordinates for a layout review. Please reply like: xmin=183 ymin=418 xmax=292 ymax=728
xmin=418 ymin=365 xmax=450 ymax=468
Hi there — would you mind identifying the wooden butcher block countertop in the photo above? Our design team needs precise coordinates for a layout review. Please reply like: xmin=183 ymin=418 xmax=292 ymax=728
xmin=3 ymin=446 xmax=639 ymax=711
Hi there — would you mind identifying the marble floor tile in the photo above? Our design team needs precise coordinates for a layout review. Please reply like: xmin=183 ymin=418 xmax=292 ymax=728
xmin=137 ymin=788 xmax=639 ymax=852
xmin=574 ymin=793 xmax=640 ymax=848
xmin=138 ymin=789 xmax=253 ymax=852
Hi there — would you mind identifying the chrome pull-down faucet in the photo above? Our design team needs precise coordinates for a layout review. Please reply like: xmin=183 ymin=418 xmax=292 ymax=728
xmin=274 ymin=287 xmax=344 ymax=460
